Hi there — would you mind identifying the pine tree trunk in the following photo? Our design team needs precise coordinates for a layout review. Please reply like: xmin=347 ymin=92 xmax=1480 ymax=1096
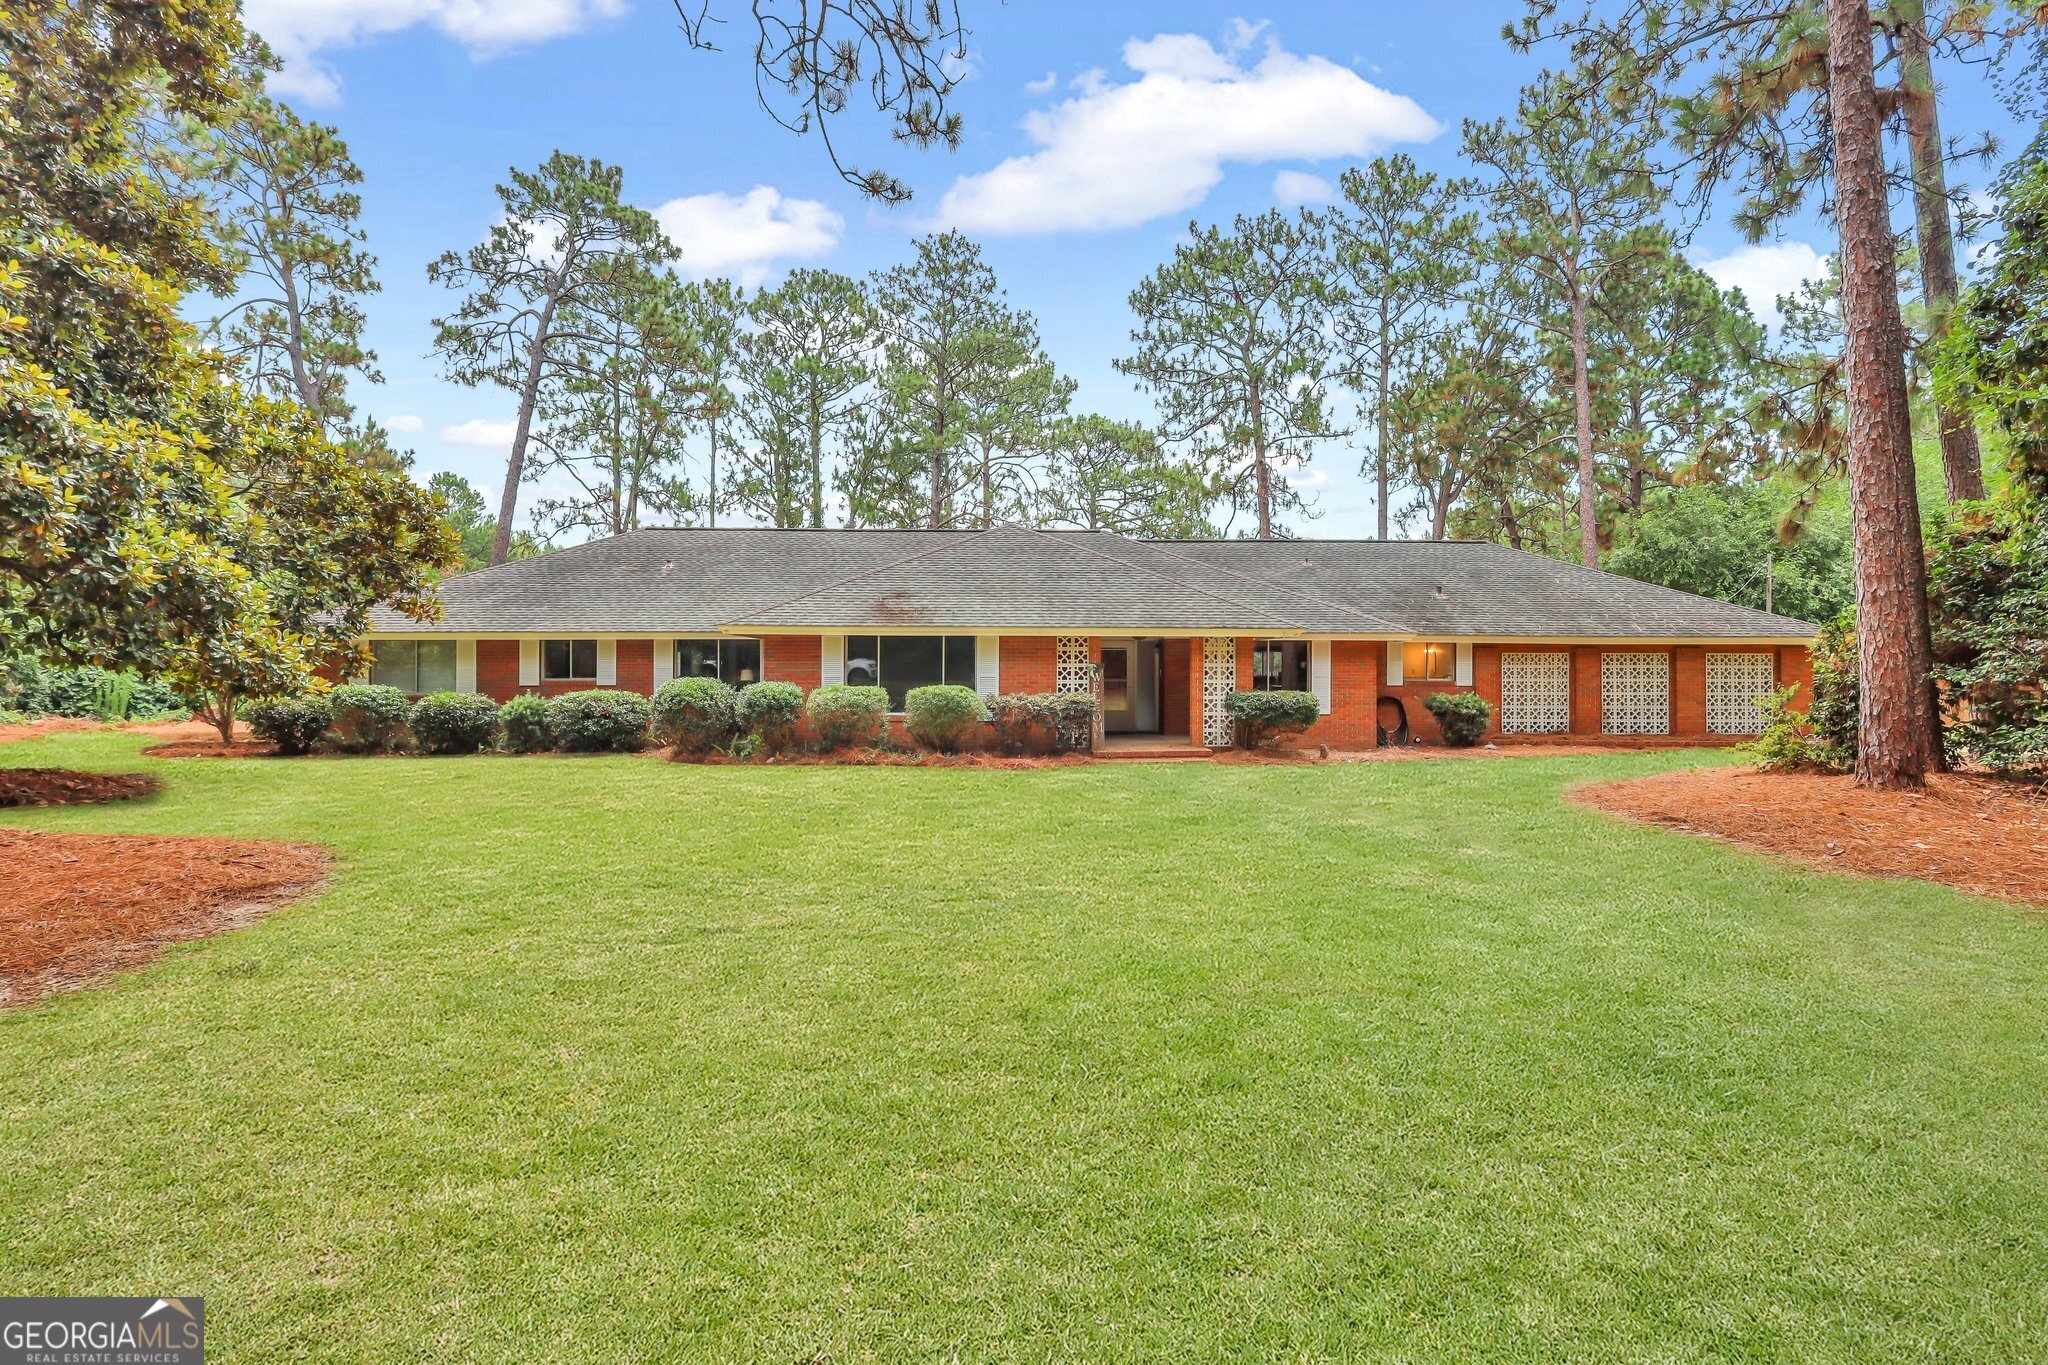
xmin=1569 ymin=275 xmax=1599 ymax=568
xmin=1899 ymin=7 xmax=1987 ymax=504
xmin=1827 ymin=0 xmax=1940 ymax=789
xmin=1248 ymin=381 xmax=1272 ymax=539
xmin=1376 ymin=307 xmax=1392 ymax=540
xmin=491 ymin=272 xmax=565 ymax=566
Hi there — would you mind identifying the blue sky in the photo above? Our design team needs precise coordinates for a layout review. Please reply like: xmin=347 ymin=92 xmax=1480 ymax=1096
xmin=238 ymin=1 xmax=2032 ymax=537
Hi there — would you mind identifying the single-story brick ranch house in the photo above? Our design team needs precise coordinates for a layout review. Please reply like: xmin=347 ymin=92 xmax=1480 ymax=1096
xmin=360 ymin=523 xmax=1818 ymax=749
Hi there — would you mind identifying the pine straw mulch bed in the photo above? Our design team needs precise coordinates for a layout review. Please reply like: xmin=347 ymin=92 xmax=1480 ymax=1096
xmin=0 ymin=717 xmax=233 ymax=745
xmin=0 ymin=830 xmax=329 ymax=1007
xmin=1571 ymin=766 xmax=2048 ymax=908
xmin=0 ymin=767 xmax=161 ymax=807
xmin=140 ymin=738 xmax=281 ymax=758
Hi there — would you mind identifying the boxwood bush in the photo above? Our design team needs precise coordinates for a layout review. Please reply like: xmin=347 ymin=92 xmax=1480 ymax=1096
xmin=737 ymin=680 xmax=805 ymax=754
xmin=247 ymin=696 xmax=332 ymax=755
xmin=410 ymin=692 xmax=501 ymax=755
xmin=1224 ymin=689 xmax=1319 ymax=748
xmin=806 ymin=684 xmax=889 ymax=749
xmin=547 ymin=689 xmax=651 ymax=753
xmin=904 ymin=684 xmax=985 ymax=752
xmin=327 ymin=684 xmax=411 ymax=753
xmin=1422 ymin=691 xmax=1493 ymax=747
xmin=499 ymin=693 xmax=553 ymax=753
xmin=652 ymin=677 xmax=740 ymax=756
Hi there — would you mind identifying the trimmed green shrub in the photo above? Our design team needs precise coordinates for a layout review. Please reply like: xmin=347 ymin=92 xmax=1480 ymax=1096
xmin=247 ymin=696 xmax=332 ymax=755
xmin=806 ymin=684 xmax=889 ymax=749
xmin=547 ymin=689 xmax=651 ymax=753
xmin=1423 ymin=691 xmax=1493 ymax=747
xmin=986 ymin=693 xmax=1045 ymax=754
xmin=410 ymin=692 xmax=500 ymax=755
xmin=1043 ymin=692 xmax=1099 ymax=753
xmin=986 ymin=692 xmax=1099 ymax=754
xmin=327 ymin=684 xmax=411 ymax=753
xmin=1224 ymin=689 xmax=1319 ymax=748
xmin=737 ymin=680 xmax=805 ymax=754
xmin=652 ymin=677 xmax=740 ymax=756
xmin=1744 ymin=686 xmax=1838 ymax=773
xmin=904 ymin=685 xmax=985 ymax=752
xmin=499 ymin=693 xmax=553 ymax=753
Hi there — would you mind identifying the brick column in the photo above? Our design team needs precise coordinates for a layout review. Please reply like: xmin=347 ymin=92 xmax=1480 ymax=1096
xmin=1673 ymin=646 xmax=1707 ymax=736
xmin=1475 ymin=645 xmax=1503 ymax=738
xmin=1570 ymin=646 xmax=1603 ymax=735
xmin=1777 ymin=646 xmax=1815 ymax=710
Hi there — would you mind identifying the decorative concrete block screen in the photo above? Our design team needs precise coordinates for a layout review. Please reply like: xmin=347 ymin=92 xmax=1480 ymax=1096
xmin=1500 ymin=652 xmax=1570 ymax=733
xmin=1706 ymin=652 xmax=1777 ymax=734
xmin=1201 ymin=637 xmax=1235 ymax=747
xmin=1601 ymin=652 xmax=1670 ymax=735
xmin=1055 ymin=636 xmax=1092 ymax=694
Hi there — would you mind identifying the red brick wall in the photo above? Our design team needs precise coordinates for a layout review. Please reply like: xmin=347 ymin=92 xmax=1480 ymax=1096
xmin=999 ymin=636 xmax=1057 ymax=693
xmin=1294 ymin=640 xmax=1382 ymax=748
xmin=1160 ymin=638 xmax=1190 ymax=737
xmin=477 ymin=639 xmax=522 ymax=702
xmin=763 ymin=635 xmax=822 ymax=692
xmin=615 ymin=639 xmax=654 ymax=697
xmin=1777 ymin=645 xmax=1814 ymax=711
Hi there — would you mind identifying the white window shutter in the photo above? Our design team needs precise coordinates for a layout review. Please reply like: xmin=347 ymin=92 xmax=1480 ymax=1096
xmin=456 ymin=639 xmax=477 ymax=694
xmin=1455 ymin=642 xmax=1474 ymax=687
xmin=820 ymin=635 xmax=844 ymax=687
xmin=1385 ymin=641 xmax=1404 ymax=687
xmin=651 ymin=640 xmax=674 ymax=689
xmin=1310 ymin=639 xmax=1332 ymax=714
xmin=518 ymin=639 xmax=540 ymax=687
xmin=596 ymin=639 xmax=617 ymax=686
xmin=975 ymin=634 xmax=1001 ymax=698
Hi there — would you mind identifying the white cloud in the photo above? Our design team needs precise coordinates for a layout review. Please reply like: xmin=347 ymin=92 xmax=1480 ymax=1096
xmin=1025 ymin=70 xmax=1058 ymax=94
xmin=652 ymin=186 xmax=844 ymax=286
xmin=1286 ymin=465 xmax=1335 ymax=491
xmin=441 ymin=418 xmax=519 ymax=449
xmin=1694 ymin=241 xmax=1829 ymax=332
xmin=930 ymin=27 xmax=1438 ymax=234
xmin=1272 ymin=169 xmax=1333 ymax=206
xmin=384 ymin=413 xmax=425 ymax=434
xmin=246 ymin=0 xmax=626 ymax=104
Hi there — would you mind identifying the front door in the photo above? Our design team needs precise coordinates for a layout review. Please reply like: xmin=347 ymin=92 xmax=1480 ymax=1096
xmin=1101 ymin=640 xmax=1160 ymax=734
xmin=1102 ymin=646 xmax=1132 ymax=732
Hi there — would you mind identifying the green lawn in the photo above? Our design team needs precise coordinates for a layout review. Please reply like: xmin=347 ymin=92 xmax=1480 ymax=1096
xmin=4 ymin=733 xmax=2046 ymax=1361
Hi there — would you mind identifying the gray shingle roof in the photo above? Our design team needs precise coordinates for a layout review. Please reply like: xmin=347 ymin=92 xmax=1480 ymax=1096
xmin=372 ymin=525 xmax=1818 ymax=639
xmin=1159 ymin=538 xmax=1818 ymax=638
xmin=729 ymin=524 xmax=1308 ymax=631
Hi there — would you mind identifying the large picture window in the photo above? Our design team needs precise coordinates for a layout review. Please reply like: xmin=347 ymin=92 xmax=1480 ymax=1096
xmin=843 ymin=634 xmax=976 ymax=711
xmin=370 ymin=640 xmax=457 ymax=694
xmin=674 ymin=638 xmax=762 ymax=686
xmin=1251 ymin=639 xmax=1308 ymax=691
xmin=542 ymin=639 xmax=598 ymax=681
